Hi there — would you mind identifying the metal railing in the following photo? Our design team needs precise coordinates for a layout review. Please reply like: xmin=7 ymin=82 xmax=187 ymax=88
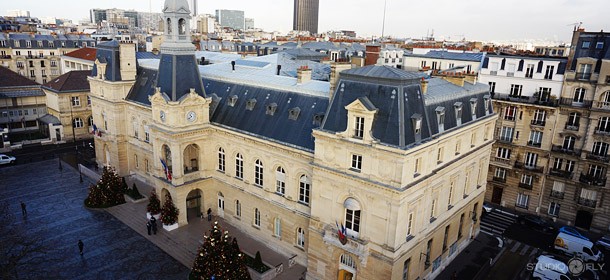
xmin=579 ymin=173 xmax=607 ymax=187
xmin=585 ymin=151 xmax=610 ymax=163
xmin=550 ymin=190 xmax=565 ymax=199
xmin=564 ymin=123 xmax=579 ymax=131
xmin=518 ymin=182 xmax=534 ymax=190
xmin=575 ymin=72 xmax=592 ymax=80
xmin=559 ymin=97 xmax=592 ymax=108
xmin=577 ymin=197 xmax=597 ymax=208
xmin=530 ymin=119 xmax=546 ymax=127
xmin=549 ymin=168 xmax=573 ymax=179
xmin=492 ymin=92 xmax=558 ymax=107
xmin=592 ymin=101 xmax=610 ymax=111
xmin=514 ymin=161 xmax=544 ymax=173
xmin=492 ymin=176 xmax=506 ymax=183
xmin=551 ymin=145 xmax=582 ymax=156
xmin=527 ymin=141 xmax=542 ymax=148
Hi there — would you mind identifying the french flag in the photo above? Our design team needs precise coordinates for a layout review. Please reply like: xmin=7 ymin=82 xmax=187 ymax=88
xmin=91 ymin=124 xmax=97 ymax=135
xmin=160 ymin=158 xmax=172 ymax=181
xmin=336 ymin=221 xmax=347 ymax=239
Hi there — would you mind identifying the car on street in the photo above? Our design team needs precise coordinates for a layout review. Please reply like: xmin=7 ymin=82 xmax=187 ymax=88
xmin=595 ymin=235 xmax=610 ymax=251
xmin=0 ymin=154 xmax=16 ymax=165
xmin=482 ymin=202 xmax=493 ymax=213
xmin=517 ymin=214 xmax=555 ymax=233
xmin=531 ymin=255 xmax=570 ymax=280
xmin=559 ymin=226 xmax=590 ymax=241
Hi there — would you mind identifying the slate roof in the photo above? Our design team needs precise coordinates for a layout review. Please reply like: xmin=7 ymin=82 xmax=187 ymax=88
xmin=340 ymin=65 xmax=425 ymax=82
xmin=281 ymin=48 xmax=328 ymax=61
xmin=43 ymin=70 xmax=91 ymax=93
xmin=156 ymin=53 xmax=206 ymax=101
xmin=91 ymin=40 xmax=122 ymax=82
xmin=38 ymin=114 xmax=61 ymax=125
xmin=484 ymin=54 xmax=568 ymax=74
xmin=136 ymin=52 xmax=161 ymax=60
xmin=0 ymin=66 xmax=39 ymax=87
xmin=405 ymin=50 xmax=486 ymax=62
xmin=63 ymin=47 xmax=97 ymax=61
xmin=570 ymin=31 xmax=610 ymax=71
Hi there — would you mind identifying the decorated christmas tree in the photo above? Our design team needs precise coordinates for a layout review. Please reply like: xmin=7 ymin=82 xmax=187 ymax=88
xmin=160 ymin=193 xmax=179 ymax=225
xmin=84 ymin=166 xmax=126 ymax=207
xmin=147 ymin=190 xmax=161 ymax=215
xmin=190 ymin=222 xmax=252 ymax=280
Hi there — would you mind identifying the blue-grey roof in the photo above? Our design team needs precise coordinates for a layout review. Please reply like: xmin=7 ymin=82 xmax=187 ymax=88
xmin=136 ymin=52 xmax=161 ymax=60
xmin=405 ymin=50 xmax=486 ymax=62
xmin=484 ymin=54 xmax=568 ymax=74
xmin=38 ymin=114 xmax=61 ymax=125
xmin=341 ymin=65 xmax=425 ymax=82
xmin=91 ymin=40 xmax=122 ymax=82
xmin=302 ymin=41 xmax=340 ymax=51
xmin=156 ymin=53 xmax=206 ymax=101
xmin=570 ymin=31 xmax=610 ymax=71
xmin=281 ymin=48 xmax=328 ymax=61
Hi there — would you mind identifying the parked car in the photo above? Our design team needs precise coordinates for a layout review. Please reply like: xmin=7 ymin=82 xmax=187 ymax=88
xmin=595 ymin=235 xmax=610 ymax=251
xmin=482 ymin=202 xmax=493 ymax=213
xmin=532 ymin=255 xmax=571 ymax=280
xmin=517 ymin=214 xmax=555 ymax=233
xmin=559 ymin=226 xmax=590 ymax=241
xmin=554 ymin=232 xmax=604 ymax=262
xmin=0 ymin=154 xmax=16 ymax=165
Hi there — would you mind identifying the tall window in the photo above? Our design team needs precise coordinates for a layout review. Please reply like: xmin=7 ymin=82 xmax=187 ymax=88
xmin=592 ymin=142 xmax=610 ymax=156
xmin=598 ymin=117 xmax=610 ymax=132
xmin=425 ymin=239 xmax=432 ymax=268
xmin=544 ymin=65 xmax=555 ymax=80
xmin=235 ymin=153 xmax=243 ymax=179
xmin=274 ymin=218 xmax=282 ymax=238
xmin=525 ymin=64 xmax=534 ymax=78
xmin=562 ymin=136 xmax=576 ymax=151
xmin=516 ymin=193 xmax=529 ymax=209
xmin=351 ymin=154 xmax=362 ymax=171
xmin=275 ymin=166 xmax=285 ymax=195
xmin=344 ymin=198 xmax=361 ymax=237
xmin=406 ymin=212 xmax=414 ymax=238
xmin=437 ymin=147 xmax=444 ymax=163
xmin=443 ymin=225 xmax=450 ymax=251
xmin=496 ymin=147 xmax=511 ymax=159
xmin=533 ymin=109 xmax=546 ymax=124
xmin=548 ymin=202 xmax=560 ymax=216
xmin=297 ymin=228 xmax=305 ymax=248
xmin=500 ymin=126 xmax=514 ymax=142
xmin=567 ymin=112 xmax=580 ymax=128
xmin=495 ymin=167 xmax=507 ymax=180
xmin=430 ymin=199 xmax=437 ymax=219
xmin=235 ymin=200 xmax=241 ymax=217
xmin=573 ymin=88 xmax=586 ymax=103
xmin=510 ymin=84 xmax=523 ymax=97
xmin=254 ymin=208 xmax=260 ymax=227
xmin=218 ymin=148 xmax=225 ymax=172
xmin=525 ymin=152 xmax=538 ymax=168
xmin=254 ymin=159 xmax=264 ymax=186
xmin=448 ymin=181 xmax=454 ymax=206
xmin=458 ymin=213 xmax=464 ymax=238
xmin=414 ymin=157 xmax=422 ymax=175
xmin=504 ymin=106 xmax=517 ymax=120
xmin=402 ymin=258 xmax=411 ymax=280
xmin=354 ymin=117 xmax=364 ymax=138
xmin=488 ymin=82 xmax=496 ymax=94
xmin=73 ymin=118 xmax=83 ymax=128
xmin=71 ymin=96 xmax=80 ymax=107
xmin=299 ymin=175 xmax=310 ymax=205
xmin=529 ymin=131 xmax=543 ymax=146
xmin=520 ymin=174 xmax=533 ymax=186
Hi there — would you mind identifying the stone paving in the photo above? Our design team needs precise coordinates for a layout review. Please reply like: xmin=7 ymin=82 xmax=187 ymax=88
xmin=0 ymin=160 xmax=189 ymax=279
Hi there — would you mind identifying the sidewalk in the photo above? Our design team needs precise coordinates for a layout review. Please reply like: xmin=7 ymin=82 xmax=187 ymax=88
xmin=106 ymin=176 xmax=306 ymax=280
xmin=435 ymin=233 xmax=501 ymax=280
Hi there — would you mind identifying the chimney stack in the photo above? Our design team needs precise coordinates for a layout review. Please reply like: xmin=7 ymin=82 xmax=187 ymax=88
xmin=329 ymin=62 xmax=352 ymax=100
xmin=365 ymin=45 xmax=381 ymax=66
xmin=231 ymin=61 xmax=235 ymax=72
xmin=464 ymin=72 xmax=478 ymax=84
xmin=420 ymin=78 xmax=429 ymax=94
xmin=442 ymin=72 xmax=465 ymax=87
xmin=297 ymin=66 xmax=312 ymax=84
xmin=277 ymin=65 xmax=282 ymax=76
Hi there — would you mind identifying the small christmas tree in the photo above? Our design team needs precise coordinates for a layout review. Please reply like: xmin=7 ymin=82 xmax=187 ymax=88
xmin=84 ymin=166 xmax=125 ymax=207
xmin=147 ymin=190 xmax=161 ymax=215
xmin=160 ymin=193 xmax=179 ymax=225
xmin=190 ymin=222 xmax=252 ymax=280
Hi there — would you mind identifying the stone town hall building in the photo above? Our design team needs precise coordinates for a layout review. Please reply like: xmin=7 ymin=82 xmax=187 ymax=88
xmin=89 ymin=1 xmax=497 ymax=279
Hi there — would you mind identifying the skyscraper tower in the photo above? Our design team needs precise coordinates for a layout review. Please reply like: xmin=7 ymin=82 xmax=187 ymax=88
xmin=293 ymin=0 xmax=319 ymax=35
xmin=192 ymin=0 xmax=197 ymax=17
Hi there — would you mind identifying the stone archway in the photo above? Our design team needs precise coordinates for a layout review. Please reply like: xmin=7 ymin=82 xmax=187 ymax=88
xmin=186 ymin=189 xmax=203 ymax=222
xmin=183 ymin=144 xmax=200 ymax=174
xmin=575 ymin=210 xmax=593 ymax=230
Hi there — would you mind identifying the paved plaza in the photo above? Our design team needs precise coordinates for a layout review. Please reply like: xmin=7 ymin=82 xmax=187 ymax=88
xmin=0 ymin=160 xmax=189 ymax=279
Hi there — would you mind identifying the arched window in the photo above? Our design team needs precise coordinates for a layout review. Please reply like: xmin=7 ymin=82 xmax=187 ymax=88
xmin=88 ymin=115 xmax=93 ymax=126
xmin=254 ymin=159 xmax=264 ymax=186
xmin=296 ymin=227 xmax=305 ymax=248
xmin=235 ymin=153 xmax=243 ymax=179
xmin=274 ymin=217 xmax=281 ymax=238
xmin=275 ymin=166 xmax=285 ymax=195
xmin=592 ymin=142 xmax=610 ymax=156
xmin=178 ymin=18 xmax=186 ymax=35
xmin=166 ymin=18 xmax=172 ymax=34
xmin=254 ymin=208 xmax=260 ymax=227
xmin=183 ymin=144 xmax=199 ymax=173
xmin=299 ymin=175 xmax=310 ymax=205
xmin=344 ymin=198 xmax=361 ymax=237
xmin=73 ymin=118 xmax=83 ymax=128
xmin=235 ymin=200 xmax=241 ymax=217
xmin=218 ymin=148 xmax=225 ymax=172
xmin=574 ymin=88 xmax=586 ymax=103
xmin=601 ymin=91 xmax=610 ymax=108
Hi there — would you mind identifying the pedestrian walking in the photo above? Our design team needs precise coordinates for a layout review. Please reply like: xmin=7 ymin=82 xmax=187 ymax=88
xmin=78 ymin=240 xmax=84 ymax=255
xmin=207 ymin=208 xmax=212 ymax=221
xmin=150 ymin=217 xmax=157 ymax=235
xmin=20 ymin=201 xmax=27 ymax=217
xmin=146 ymin=221 xmax=152 ymax=235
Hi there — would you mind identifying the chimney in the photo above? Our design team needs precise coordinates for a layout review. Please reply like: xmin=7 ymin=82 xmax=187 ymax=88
xmin=442 ymin=72 xmax=465 ymax=87
xmin=329 ymin=62 xmax=352 ymax=100
xmin=151 ymin=48 xmax=159 ymax=55
xmin=420 ymin=78 xmax=429 ymax=94
xmin=231 ymin=61 xmax=235 ymax=72
xmin=119 ymin=42 xmax=136 ymax=80
xmin=297 ymin=66 xmax=312 ymax=84
xmin=276 ymin=65 xmax=281 ymax=75
xmin=464 ymin=72 xmax=478 ymax=84
xmin=365 ymin=45 xmax=381 ymax=66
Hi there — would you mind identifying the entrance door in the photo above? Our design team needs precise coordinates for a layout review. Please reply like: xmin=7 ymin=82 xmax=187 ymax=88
xmin=55 ymin=128 xmax=61 ymax=141
xmin=186 ymin=190 xmax=202 ymax=222
xmin=217 ymin=192 xmax=225 ymax=218
xmin=338 ymin=270 xmax=354 ymax=280
xmin=575 ymin=210 xmax=593 ymax=230
xmin=491 ymin=186 xmax=503 ymax=204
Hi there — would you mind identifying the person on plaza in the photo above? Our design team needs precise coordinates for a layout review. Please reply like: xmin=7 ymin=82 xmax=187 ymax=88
xmin=146 ymin=220 xmax=152 ymax=235
xmin=207 ymin=208 xmax=212 ymax=221
xmin=78 ymin=240 xmax=84 ymax=255
xmin=150 ymin=216 xmax=157 ymax=235
xmin=20 ymin=201 xmax=27 ymax=217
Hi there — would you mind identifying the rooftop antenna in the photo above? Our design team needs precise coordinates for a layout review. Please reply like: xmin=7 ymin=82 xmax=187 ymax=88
xmin=567 ymin=22 xmax=582 ymax=31
xmin=381 ymin=0 xmax=387 ymax=39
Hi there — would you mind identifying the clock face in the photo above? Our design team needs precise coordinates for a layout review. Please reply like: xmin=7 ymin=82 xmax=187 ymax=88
xmin=160 ymin=111 xmax=166 ymax=122
xmin=568 ymin=257 xmax=585 ymax=276
xmin=186 ymin=111 xmax=196 ymax=122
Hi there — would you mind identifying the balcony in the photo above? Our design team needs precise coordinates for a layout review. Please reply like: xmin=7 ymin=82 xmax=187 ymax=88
xmin=490 ymin=71 xmax=498 ymax=76
xmin=518 ymin=182 xmax=534 ymax=190
xmin=551 ymin=145 xmax=581 ymax=156
xmin=574 ymin=72 xmax=592 ymax=81
xmin=492 ymin=176 xmax=506 ymax=183
xmin=514 ymin=161 xmax=544 ymax=173
xmin=0 ymin=55 xmax=11 ymax=59
xmin=579 ymin=173 xmax=607 ymax=187
xmin=495 ymin=135 xmax=513 ymax=144
xmin=585 ymin=152 xmax=610 ymax=163
xmin=592 ymin=101 xmax=610 ymax=112
xmin=550 ymin=190 xmax=565 ymax=199
xmin=530 ymin=119 xmax=546 ymax=127
xmin=492 ymin=92 xmax=558 ymax=107
xmin=527 ymin=141 xmax=542 ymax=148
xmin=492 ymin=157 xmax=512 ymax=166
xmin=577 ymin=197 xmax=597 ymax=208
xmin=593 ymin=129 xmax=610 ymax=137
xmin=549 ymin=168 xmax=573 ymax=179
xmin=559 ymin=97 xmax=592 ymax=108
xmin=564 ymin=123 xmax=579 ymax=131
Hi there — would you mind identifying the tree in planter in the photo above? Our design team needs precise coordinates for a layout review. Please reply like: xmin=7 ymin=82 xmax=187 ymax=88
xmin=147 ymin=190 xmax=161 ymax=215
xmin=160 ymin=193 xmax=179 ymax=225
xmin=190 ymin=222 xmax=251 ymax=280
xmin=84 ymin=166 xmax=125 ymax=207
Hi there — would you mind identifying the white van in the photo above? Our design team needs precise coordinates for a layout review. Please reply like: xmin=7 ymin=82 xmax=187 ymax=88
xmin=554 ymin=232 xmax=604 ymax=262
xmin=532 ymin=255 xmax=571 ymax=280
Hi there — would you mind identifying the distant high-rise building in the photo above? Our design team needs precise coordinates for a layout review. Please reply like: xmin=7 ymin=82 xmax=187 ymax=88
xmin=293 ymin=0 xmax=318 ymax=35
xmin=245 ymin=18 xmax=254 ymax=30
xmin=196 ymin=14 xmax=216 ymax=34
xmin=7 ymin=10 xmax=30 ymax=17
xmin=215 ymin=9 xmax=244 ymax=31
xmin=192 ymin=0 xmax=198 ymax=17
xmin=90 ymin=9 xmax=107 ymax=24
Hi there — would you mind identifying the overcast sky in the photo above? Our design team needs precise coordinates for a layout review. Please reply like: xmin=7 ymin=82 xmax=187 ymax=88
xmin=3 ymin=0 xmax=608 ymax=42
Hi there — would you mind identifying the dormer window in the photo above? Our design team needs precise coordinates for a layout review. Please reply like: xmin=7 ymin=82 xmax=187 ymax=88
xmin=266 ymin=103 xmax=277 ymax=116
xmin=245 ymin=98 xmax=257 ymax=111
xmin=436 ymin=107 xmax=445 ymax=133
xmin=470 ymin=98 xmax=478 ymax=120
xmin=313 ymin=113 xmax=324 ymax=125
xmin=454 ymin=102 xmax=463 ymax=126
xmin=483 ymin=95 xmax=491 ymax=115
xmin=37 ymin=41 xmax=43 ymax=47
xmin=354 ymin=116 xmax=364 ymax=139
xmin=289 ymin=107 xmax=301 ymax=120
xmin=228 ymin=95 xmax=238 ymax=107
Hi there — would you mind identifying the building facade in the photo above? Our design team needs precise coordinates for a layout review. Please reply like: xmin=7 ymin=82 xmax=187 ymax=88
xmin=90 ymin=1 xmax=497 ymax=279
xmin=61 ymin=47 xmax=96 ymax=74
xmin=402 ymin=50 xmax=486 ymax=74
xmin=215 ymin=9 xmax=245 ymax=31
xmin=293 ymin=0 xmax=319 ymax=35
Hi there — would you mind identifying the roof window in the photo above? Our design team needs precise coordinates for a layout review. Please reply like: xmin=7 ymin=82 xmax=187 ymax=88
xmin=228 ymin=95 xmax=238 ymax=107
xmin=288 ymin=107 xmax=301 ymax=120
xmin=266 ymin=103 xmax=277 ymax=115
xmin=246 ymin=98 xmax=257 ymax=111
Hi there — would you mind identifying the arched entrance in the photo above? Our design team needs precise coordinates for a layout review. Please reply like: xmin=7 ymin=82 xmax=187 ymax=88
xmin=338 ymin=254 xmax=356 ymax=280
xmin=183 ymin=144 xmax=200 ymax=174
xmin=491 ymin=186 xmax=503 ymax=204
xmin=217 ymin=192 xmax=225 ymax=218
xmin=575 ymin=210 xmax=593 ymax=230
xmin=186 ymin=189 xmax=202 ymax=222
